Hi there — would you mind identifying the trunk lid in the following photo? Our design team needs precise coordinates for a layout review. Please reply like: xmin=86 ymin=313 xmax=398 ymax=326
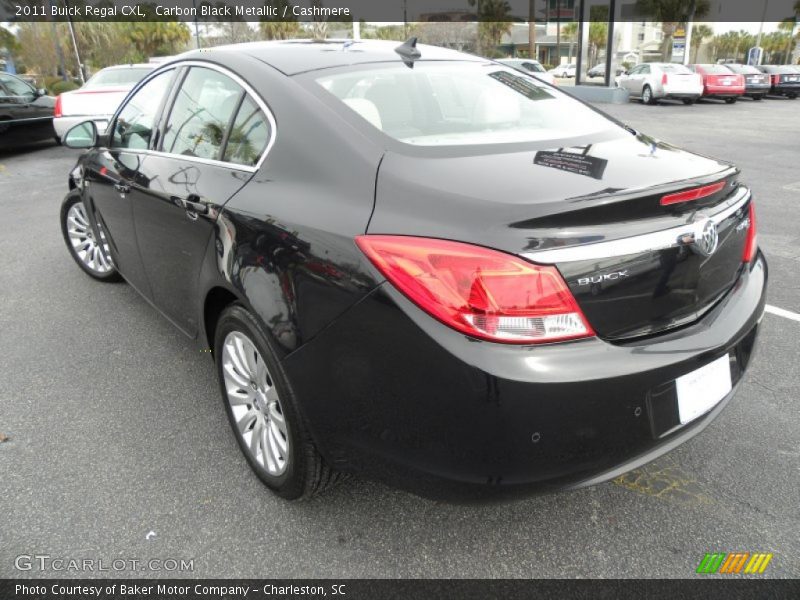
xmin=58 ymin=86 xmax=131 ymax=117
xmin=369 ymin=132 xmax=752 ymax=341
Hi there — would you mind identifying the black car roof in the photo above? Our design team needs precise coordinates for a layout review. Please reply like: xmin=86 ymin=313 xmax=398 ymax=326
xmin=176 ymin=39 xmax=485 ymax=75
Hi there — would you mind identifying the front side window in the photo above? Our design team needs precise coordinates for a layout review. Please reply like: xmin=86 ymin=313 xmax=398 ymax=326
xmin=161 ymin=67 xmax=244 ymax=160
xmin=315 ymin=62 xmax=621 ymax=146
xmin=223 ymin=96 xmax=271 ymax=166
xmin=0 ymin=74 xmax=34 ymax=97
xmin=111 ymin=70 xmax=174 ymax=150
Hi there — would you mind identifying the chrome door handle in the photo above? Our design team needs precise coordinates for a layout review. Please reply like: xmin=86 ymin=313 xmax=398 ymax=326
xmin=179 ymin=195 xmax=208 ymax=217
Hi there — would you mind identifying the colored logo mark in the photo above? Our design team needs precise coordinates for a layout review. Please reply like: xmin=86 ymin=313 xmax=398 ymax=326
xmin=696 ymin=552 xmax=773 ymax=574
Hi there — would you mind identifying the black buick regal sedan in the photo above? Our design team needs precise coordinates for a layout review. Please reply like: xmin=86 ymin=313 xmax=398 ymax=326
xmin=60 ymin=40 xmax=767 ymax=500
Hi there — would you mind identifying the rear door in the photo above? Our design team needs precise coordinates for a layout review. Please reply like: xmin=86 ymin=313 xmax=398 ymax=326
xmin=132 ymin=65 xmax=273 ymax=336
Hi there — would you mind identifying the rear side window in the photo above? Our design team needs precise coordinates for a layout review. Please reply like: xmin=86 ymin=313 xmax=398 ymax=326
xmin=162 ymin=67 xmax=244 ymax=160
xmin=112 ymin=70 xmax=174 ymax=150
xmin=223 ymin=96 xmax=271 ymax=166
xmin=87 ymin=68 xmax=152 ymax=88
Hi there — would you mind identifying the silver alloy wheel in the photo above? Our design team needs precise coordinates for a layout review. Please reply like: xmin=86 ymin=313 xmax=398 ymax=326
xmin=66 ymin=202 xmax=114 ymax=273
xmin=222 ymin=331 xmax=290 ymax=476
xmin=642 ymin=86 xmax=652 ymax=104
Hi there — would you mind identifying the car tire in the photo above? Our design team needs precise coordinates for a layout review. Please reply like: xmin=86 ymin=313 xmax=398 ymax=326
xmin=725 ymin=98 xmax=737 ymax=104
xmin=60 ymin=190 xmax=122 ymax=282
xmin=642 ymin=85 xmax=656 ymax=105
xmin=54 ymin=136 xmax=62 ymax=146
xmin=682 ymin=98 xmax=695 ymax=105
xmin=214 ymin=304 xmax=342 ymax=500
xmin=788 ymin=94 xmax=798 ymax=100
xmin=753 ymin=95 xmax=764 ymax=101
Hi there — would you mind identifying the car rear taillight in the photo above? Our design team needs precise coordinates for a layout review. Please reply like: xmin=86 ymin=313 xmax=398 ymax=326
xmin=742 ymin=203 xmax=757 ymax=263
xmin=54 ymin=95 xmax=62 ymax=118
xmin=356 ymin=236 xmax=594 ymax=344
xmin=661 ymin=73 xmax=668 ymax=85
xmin=660 ymin=181 xmax=727 ymax=206
xmin=772 ymin=74 xmax=781 ymax=85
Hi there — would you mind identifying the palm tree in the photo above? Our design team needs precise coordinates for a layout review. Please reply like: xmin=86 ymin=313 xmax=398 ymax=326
xmin=690 ymin=24 xmax=712 ymax=62
xmin=778 ymin=18 xmax=799 ymax=64
xmin=260 ymin=1 xmax=302 ymax=40
xmin=468 ymin=0 xmax=514 ymax=57
xmin=636 ymin=0 xmax=710 ymax=61
xmin=562 ymin=21 xmax=578 ymax=62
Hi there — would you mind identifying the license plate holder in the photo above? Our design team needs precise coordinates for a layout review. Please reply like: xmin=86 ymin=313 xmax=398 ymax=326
xmin=676 ymin=355 xmax=732 ymax=424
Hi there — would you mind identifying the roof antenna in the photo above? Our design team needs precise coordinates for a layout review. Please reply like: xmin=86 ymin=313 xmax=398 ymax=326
xmin=395 ymin=37 xmax=421 ymax=68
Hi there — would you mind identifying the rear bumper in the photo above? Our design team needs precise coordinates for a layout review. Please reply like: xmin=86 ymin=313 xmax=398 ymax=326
xmin=703 ymin=86 xmax=745 ymax=97
xmin=284 ymin=252 xmax=767 ymax=500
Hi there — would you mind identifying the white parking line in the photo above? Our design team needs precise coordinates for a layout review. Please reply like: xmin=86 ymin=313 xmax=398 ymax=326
xmin=765 ymin=304 xmax=800 ymax=323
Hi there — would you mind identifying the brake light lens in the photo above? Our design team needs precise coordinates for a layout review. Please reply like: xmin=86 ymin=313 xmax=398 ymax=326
xmin=54 ymin=94 xmax=62 ymax=118
xmin=660 ymin=180 xmax=727 ymax=206
xmin=772 ymin=74 xmax=781 ymax=85
xmin=742 ymin=203 xmax=757 ymax=263
xmin=661 ymin=73 xmax=668 ymax=85
xmin=356 ymin=236 xmax=594 ymax=344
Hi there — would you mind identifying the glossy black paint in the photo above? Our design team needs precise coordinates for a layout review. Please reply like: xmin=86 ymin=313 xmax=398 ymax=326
xmin=0 ymin=73 xmax=56 ymax=149
xmin=65 ymin=41 xmax=768 ymax=499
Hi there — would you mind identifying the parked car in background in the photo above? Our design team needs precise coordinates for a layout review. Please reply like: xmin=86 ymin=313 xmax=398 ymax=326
xmin=497 ymin=59 xmax=557 ymax=85
xmin=722 ymin=64 xmax=770 ymax=100
xmin=615 ymin=62 xmax=703 ymax=105
xmin=59 ymin=40 xmax=765 ymax=501
xmin=688 ymin=64 xmax=745 ymax=103
xmin=756 ymin=65 xmax=800 ymax=99
xmin=0 ymin=72 xmax=56 ymax=149
xmin=549 ymin=63 xmax=576 ymax=78
xmin=587 ymin=63 xmax=626 ymax=78
xmin=54 ymin=64 xmax=155 ymax=141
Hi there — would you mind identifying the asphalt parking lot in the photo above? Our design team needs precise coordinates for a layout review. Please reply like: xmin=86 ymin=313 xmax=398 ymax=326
xmin=1 ymin=97 xmax=798 ymax=579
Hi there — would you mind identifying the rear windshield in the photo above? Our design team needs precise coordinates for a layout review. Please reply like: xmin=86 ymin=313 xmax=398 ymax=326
xmin=699 ymin=65 xmax=735 ymax=74
xmin=726 ymin=64 xmax=759 ymax=74
xmin=657 ymin=64 xmax=693 ymax=74
xmin=86 ymin=68 xmax=152 ymax=87
xmin=315 ymin=62 xmax=620 ymax=147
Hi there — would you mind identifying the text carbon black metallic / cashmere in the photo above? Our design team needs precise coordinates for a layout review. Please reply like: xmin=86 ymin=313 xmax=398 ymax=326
xmin=60 ymin=40 xmax=767 ymax=500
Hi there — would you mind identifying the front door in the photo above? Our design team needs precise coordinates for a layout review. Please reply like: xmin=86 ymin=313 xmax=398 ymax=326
xmin=133 ymin=66 xmax=272 ymax=336
xmin=86 ymin=68 xmax=176 ymax=297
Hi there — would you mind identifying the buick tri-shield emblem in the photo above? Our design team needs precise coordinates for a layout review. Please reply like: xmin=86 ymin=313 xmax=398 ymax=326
xmin=693 ymin=217 xmax=719 ymax=256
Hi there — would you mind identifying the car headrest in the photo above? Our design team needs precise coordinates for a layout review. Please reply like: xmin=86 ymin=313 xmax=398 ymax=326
xmin=472 ymin=89 xmax=521 ymax=128
xmin=342 ymin=98 xmax=383 ymax=131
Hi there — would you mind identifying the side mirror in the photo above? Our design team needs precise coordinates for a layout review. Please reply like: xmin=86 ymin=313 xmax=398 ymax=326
xmin=36 ymin=88 xmax=47 ymax=97
xmin=64 ymin=120 xmax=98 ymax=149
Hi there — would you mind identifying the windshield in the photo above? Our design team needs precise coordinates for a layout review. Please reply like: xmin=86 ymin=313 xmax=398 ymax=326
xmin=727 ymin=64 xmax=759 ymax=74
xmin=86 ymin=68 xmax=152 ymax=88
xmin=699 ymin=65 xmax=734 ymax=74
xmin=659 ymin=64 xmax=693 ymax=74
xmin=315 ymin=62 xmax=620 ymax=147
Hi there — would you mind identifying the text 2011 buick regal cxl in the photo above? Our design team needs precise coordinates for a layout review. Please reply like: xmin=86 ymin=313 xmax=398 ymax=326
xmin=59 ymin=40 xmax=767 ymax=500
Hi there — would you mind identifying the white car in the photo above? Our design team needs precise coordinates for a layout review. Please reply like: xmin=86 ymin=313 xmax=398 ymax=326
xmin=615 ymin=62 xmax=704 ymax=105
xmin=497 ymin=59 xmax=558 ymax=85
xmin=53 ymin=64 xmax=155 ymax=140
xmin=549 ymin=63 xmax=576 ymax=78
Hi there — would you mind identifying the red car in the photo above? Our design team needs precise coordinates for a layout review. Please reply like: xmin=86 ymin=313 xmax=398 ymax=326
xmin=689 ymin=64 xmax=745 ymax=103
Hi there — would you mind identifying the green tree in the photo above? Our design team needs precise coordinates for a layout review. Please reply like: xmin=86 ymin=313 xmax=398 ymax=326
xmin=468 ymin=0 xmax=514 ymax=57
xmin=588 ymin=22 xmax=608 ymax=67
xmin=636 ymin=0 xmax=710 ymax=61
xmin=123 ymin=22 xmax=191 ymax=60
xmin=260 ymin=1 xmax=302 ymax=40
xmin=562 ymin=21 xmax=578 ymax=62
xmin=691 ymin=24 xmax=713 ymax=62
xmin=778 ymin=18 xmax=799 ymax=63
